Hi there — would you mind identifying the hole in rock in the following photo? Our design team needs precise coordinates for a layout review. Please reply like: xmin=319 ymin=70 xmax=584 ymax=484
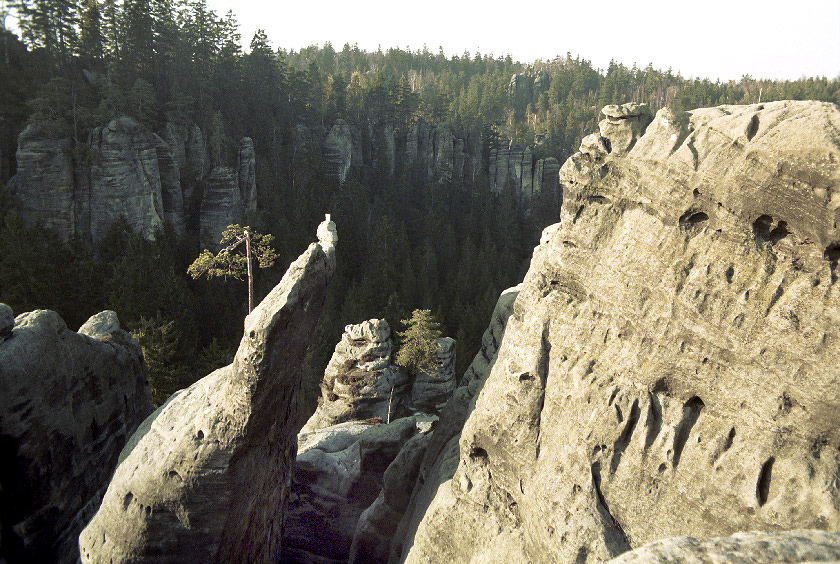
xmin=757 ymin=457 xmax=775 ymax=506
xmin=673 ymin=396 xmax=705 ymax=467
xmin=470 ymin=447 xmax=488 ymax=462
xmin=746 ymin=114 xmax=760 ymax=141
xmin=123 ymin=492 xmax=133 ymax=511
xmin=679 ymin=210 xmax=709 ymax=233
xmin=725 ymin=265 xmax=735 ymax=283
xmin=753 ymin=215 xmax=790 ymax=244
xmin=196 ymin=430 xmax=204 ymax=440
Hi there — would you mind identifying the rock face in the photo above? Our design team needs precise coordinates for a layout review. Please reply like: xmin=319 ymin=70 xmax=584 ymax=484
xmin=282 ymin=416 xmax=433 ymax=564
xmin=78 ymin=218 xmax=337 ymax=564
xmin=303 ymin=319 xmax=409 ymax=433
xmin=409 ymin=337 xmax=456 ymax=413
xmin=395 ymin=101 xmax=840 ymax=563
xmin=324 ymin=119 xmax=353 ymax=184
xmin=11 ymin=117 xmax=255 ymax=245
xmin=0 ymin=306 xmax=151 ymax=564
xmin=608 ymin=530 xmax=840 ymax=564
xmin=11 ymin=123 xmax=77 ymax=238
xmin=87 ymin=117 xmax=165 ymax=243
xmin=389 ymin=286 xmax=519 ymax=563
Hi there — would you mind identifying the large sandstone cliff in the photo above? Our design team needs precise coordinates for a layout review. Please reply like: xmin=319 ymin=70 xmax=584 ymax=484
xmin=394 ymin=100 xmax=840 ymax=563
xmin=10 ymin=117 xmax=256 ymax=245
xmin=0 ymin=306 xmax=152 ymax=564
xmin=78 ymin=218 xmax=336 ymax=563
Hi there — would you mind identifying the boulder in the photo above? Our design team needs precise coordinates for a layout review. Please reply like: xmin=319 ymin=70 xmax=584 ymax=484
xmin=282 ymin=416 xmax=432 ymax=564
xmin=397 ymin=101 xmax=840 ymax=563
xmin=0 ymin=307 xmax=151 ymax=564
xmin=409 ymin=337 xmax=456 ymax=413
xmin=608 ymin=530 xmax=840 ymax=564
xmin=79 ymin=218 xmax=337 ymax=564
xmin=303 ymin=318 xmax=409 ymax=433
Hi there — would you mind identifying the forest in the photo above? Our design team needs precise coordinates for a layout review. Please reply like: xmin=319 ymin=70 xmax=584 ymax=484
xmin=1 ymin=0 xmax=839 ymax=414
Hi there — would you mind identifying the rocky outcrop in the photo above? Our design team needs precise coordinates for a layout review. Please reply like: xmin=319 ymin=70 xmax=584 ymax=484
xmin=349 ymin=431 xmax=431 ymax=564
xmin=11 ymin=117 xmax=254 ymax=244
xmin=0 ymin=306 xmax=151 ymax=564
xmin=395 ymin=101 xmax=840 ymax=563
xmin=11 ymin=123 xmax=77 ymax=238
xmin=409 ymin=337 xmax=456 ymax=413
xmin=608 ymin=530 xmax=840 ymax=564
xmin=79 ymin=217 xmax=337 ymax=564
xmin=599 ymin=102 xmax=653 ymax=154
xmin=282 ymin=416 xmax=434 ymax=564
xmin=389 ymin=286 xmax=519 ymax=563
xmin=489 ymin=139 xmax=560 ymax=203
xmin=324 ymin=119 xmax=353 ymax=184
xmin=87 ymin=117 xmax=165 ymax=243
xmin=199 ymin=166 xmax=242 ymax=244
xmin=303 ymin=319 xmax=409 ymax=433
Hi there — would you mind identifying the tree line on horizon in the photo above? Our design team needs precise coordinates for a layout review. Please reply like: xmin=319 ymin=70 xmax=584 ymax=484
xmin=1 ymin=0 xmax=839 ymax=414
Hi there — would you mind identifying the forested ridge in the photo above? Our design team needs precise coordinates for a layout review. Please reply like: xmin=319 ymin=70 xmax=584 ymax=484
xmin=1 ymin=0 xmax=838 ymax=412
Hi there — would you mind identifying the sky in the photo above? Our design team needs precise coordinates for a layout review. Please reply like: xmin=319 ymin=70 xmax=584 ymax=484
xmin=205 ymin=0 xmax=840 ymax=82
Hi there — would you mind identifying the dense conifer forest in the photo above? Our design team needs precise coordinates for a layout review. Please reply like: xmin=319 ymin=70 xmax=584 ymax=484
xmin=1 ymin=0 xmax=838 ymax=412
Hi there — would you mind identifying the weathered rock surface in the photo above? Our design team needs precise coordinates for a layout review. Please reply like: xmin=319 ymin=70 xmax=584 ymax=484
xmin=349 ymin=431 xmax=431 ymax=564
xmin=324 ymin=119 xmax=353 ymax=184
xmin=409 ymin=337 xmax=456 ymax=413
xmin=200 ymin=166 xmax=242 ymax=243
xmin=598 ymin=102 xmax=653 ymax=154
xmin=608 ymin=530 xmax=840 ymax=564
xmin=11 ymin=117 xmax=253 ymax=245
xmin=282 ymin=416 xmax=433 ymax=564
xmin=87 ymin=117 xmax=165 ymax=243
xmin=397 ymin=101 xmax=840 ymax=563
xmin=10 ymin=123 xmax=77 ymax=238
xmin=389 ymin=286 xmax=519 ymax=563
xmin=78 ymin=218 xmax=337 ymax=564
xmin=0 ymin=306 xmax=151 ymax=564
xmin=303 ymin=319 xmax=409 ymax=433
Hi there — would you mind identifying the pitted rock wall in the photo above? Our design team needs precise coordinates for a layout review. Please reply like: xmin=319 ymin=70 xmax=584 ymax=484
xmin=396 ymin=101 xmax=840 ymax=564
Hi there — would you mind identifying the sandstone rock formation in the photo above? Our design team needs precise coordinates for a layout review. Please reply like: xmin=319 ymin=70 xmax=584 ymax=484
xmin=282 ymin=416 xmax=433 ymax=564
xmin=87 ymin=117 xmax=165 ymax=243
xmin=395 ymin=101 xmax=840 ymax=563
xmin=389 ymin=286 xmax=519 ymax=563
xmin=0 ymin=306 xmax=151 ymax=564
xmin=78 ymin=218 xmax=337 ymax=564
xmin=302 ymin=319 xmax=409 ymax=433
xmin=11 ymin=123 xmax=77 ymax=238
xmin=324 ymin=119 xmax=353 ymax=184
xmin=608 ymin=530 xmax=840 ymax=564
xmin=11 ymin=117 xmax=254 ymax=245
xmin=489 ymin=139 xmax=560 ymax=202
xmin=348 ymin=289 xmax=521 ymax=564
xmin=409 ymin=337 xmax=456 ymax=413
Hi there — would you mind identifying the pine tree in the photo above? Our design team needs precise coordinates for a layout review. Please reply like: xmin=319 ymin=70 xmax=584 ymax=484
xmin=395 ymin=309 xmax=443 ymax=377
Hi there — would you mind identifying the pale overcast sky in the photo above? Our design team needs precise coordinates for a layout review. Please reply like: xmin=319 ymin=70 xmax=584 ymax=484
xmin=205 ymin=0 xmax=840 ymax=81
